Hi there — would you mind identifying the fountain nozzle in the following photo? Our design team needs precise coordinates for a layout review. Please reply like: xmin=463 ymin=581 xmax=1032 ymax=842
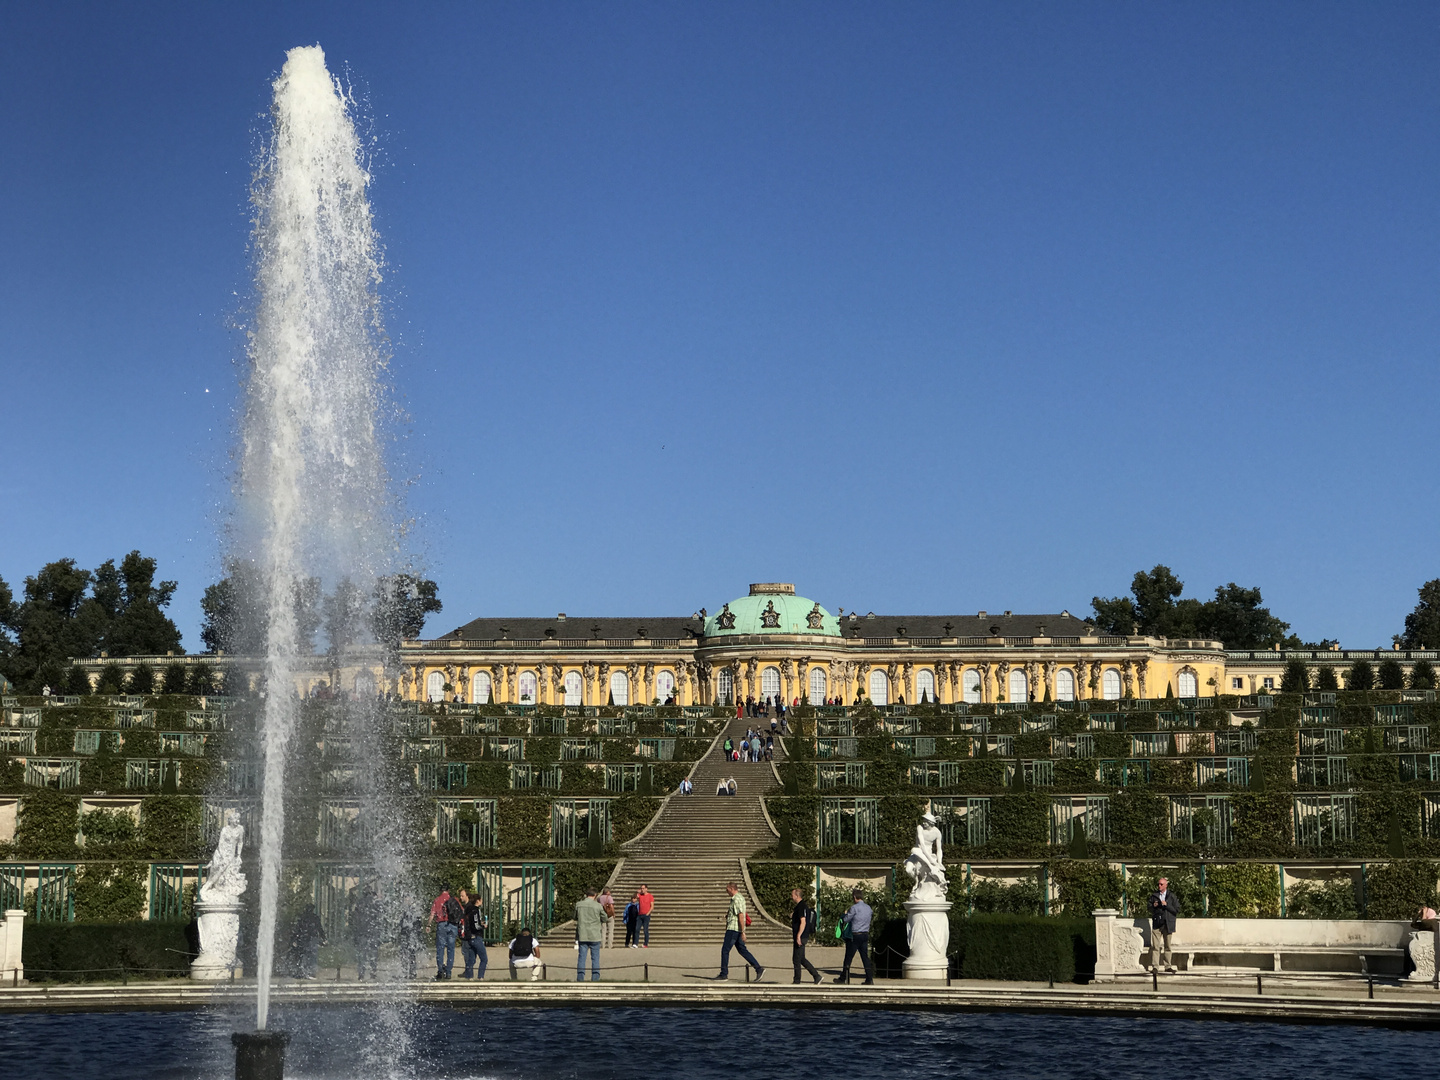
xmin=233 ymin=1030 xmax=290 ymax=1080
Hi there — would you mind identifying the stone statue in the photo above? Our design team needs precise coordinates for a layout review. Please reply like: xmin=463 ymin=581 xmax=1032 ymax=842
xmin=903 ymin=812 xmax=948 ymax=901
xmin=192 ymin=810 xmax=247 ymax=980
xmin=200 ymin=810 xmax=247 ymax=903
xmin=901 ymin=810 xmax=953 ymax=979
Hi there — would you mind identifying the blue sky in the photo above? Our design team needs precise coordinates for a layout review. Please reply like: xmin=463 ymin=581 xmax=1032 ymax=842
xmin=1 ymin=2 xmax=1437 ymax=649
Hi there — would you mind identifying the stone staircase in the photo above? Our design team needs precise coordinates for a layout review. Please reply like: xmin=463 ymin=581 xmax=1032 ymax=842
xmin=545 ymin=716 xmax=792 ymax=947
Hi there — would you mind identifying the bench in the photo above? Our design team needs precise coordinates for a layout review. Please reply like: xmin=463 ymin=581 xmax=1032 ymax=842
xmin=1093 ymin=910 xmax=1425 ymax=980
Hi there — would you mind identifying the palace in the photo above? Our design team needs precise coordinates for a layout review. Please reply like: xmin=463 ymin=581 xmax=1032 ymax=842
xmin=393 ymin=582 xmax=1406 ymax=708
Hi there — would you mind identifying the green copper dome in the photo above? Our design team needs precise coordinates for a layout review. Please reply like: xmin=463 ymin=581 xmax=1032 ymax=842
xmin=703 ymin=584 xmax=841 ymax=637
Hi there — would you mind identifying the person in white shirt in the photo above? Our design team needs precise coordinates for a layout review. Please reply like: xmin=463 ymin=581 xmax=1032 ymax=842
xmin=507 ymin=927 xmax=543 ymax=980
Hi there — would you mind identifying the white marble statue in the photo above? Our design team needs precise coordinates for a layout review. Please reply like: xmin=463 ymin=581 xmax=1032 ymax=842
xmin=903 ymin=812 xmax=948 ymax=902
xmin=200 ymin=810 xmax=247 ymax=903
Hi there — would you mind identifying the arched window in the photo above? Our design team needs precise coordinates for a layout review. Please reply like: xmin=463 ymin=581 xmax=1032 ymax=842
xmin=353 ymin=672 xmax=375 ymax=698
xmin=963 ymin=668 xmax=982 ymax=704
xmin=761 ymin=666 xmax=781 ymax=703
xmin=518 ymin=671 xmax=537 ymax=704
xmin=1102 ymin=668 xmax=1122 ymax=700
xmin=472 ymin=671 xmax=492 ymax=704
xmin=916 ymin=669 xmax=936 ymax=703
xmin=655 ymin=669 xmax=676 ymax=703
xmin=869 ymin=669 xmax=888 ymax=706
xmin=1008 ymin=669 xmax=1028 ymax=703
xmin=610 ymin=671 xmax=629 ymax=706
xmin=718 ymin=668 xmax=735 ymax=704
xmin=809 ymin=667 xmax=827 ymax=705
xmin=426 ymin=671 xmax=445 ymax=703
xmin=564 ymin=670 xmax=582 ymax=706
xmin=1177 ymin=669 xmax=1198 ymax=698
xmin=1056 ymin=669 xmax=1075 ymax=702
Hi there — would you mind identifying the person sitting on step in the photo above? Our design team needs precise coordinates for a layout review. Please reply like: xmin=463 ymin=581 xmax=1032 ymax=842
xmin=508 ymin=927 xmax=543 ymax=981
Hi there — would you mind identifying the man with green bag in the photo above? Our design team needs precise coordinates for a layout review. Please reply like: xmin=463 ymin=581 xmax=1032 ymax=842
xmin=834 ymin=887 xmax=874 ymax=984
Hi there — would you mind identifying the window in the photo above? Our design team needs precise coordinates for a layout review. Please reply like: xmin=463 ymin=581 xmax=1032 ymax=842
xmin=1177 ymin=670 xmax=1199 ymax=698
xmin=560 ymin=738 xmax=601 ymax=761
xmin=1262 ymin=677 xmax=1275 ymax=690
xmin=1170 ymin=795 xmax=1234 ymax=846
xmin=1197 ymin=757 xmax=1250 ymax=787
xmin=909 ymin=761 xmax=963 ymax=788
xmin=1423 ymin=794 xmax=1440 ymax=839
xmin=929 ymin=798 xmax=990 ymax=846
xmin=518 ymin=671 xmax=537 ymax=704
xmin=436 ymin=799 xmax=497 ymax=848
xmin=817 ymin=763 xmax=868 ymax=789
xmin=1056 ymin=669 xmax=1075 ymax=702
xmin=820 ymin=797 xmax=879 ymax=847
xmin=809 ymin=667 xmax=827 ymax=705
xmin=1008 ymin=669 xmax=1028 ymax=703
xmin=319 ymin=800 xmax=368 ymax=851
xmin=1297 ymin=755 xmax=1350 ymax=786
xmin=1232 ymin=677 xmax=1244 ymax=690
xmin=1294 ymin=794 xmax=1357 ymax=847
xmin=426 ymin=671 xmax=445 ymax=702
xmin=655 ymin=670 xmax=676 ymax=703
xmin=472 ymin=672 xmax=492 ymax=705
xmin=636 ymin=738 xmax=676 ymax=760
xmin=1098 ymin=669 xmax=1121 ymax=699
xmin=916 ymin=669 xmax=936 ymax=703
xmin=1050 ymin=797 xmax=1110 ymax=844
xmin=717 ymin=668 xmax=734 ymax=705
xmin=564 ymin=670 xmax=582 ymax=706
xmin=609 ymin=671 xmax=629 ymax=706
xmin=414 ymin=762 xmax=468 ymax=791
xmin=550 ymin=799 xmax=611 ymax=850
xmin=605 ymin=765 xmax=644 ymax=792
xmin=1021 ymin=760 xmax=1054 ymax=787
xmin=963 ymin=668 xmax=983 ymax=704
xmin=816 ymin=738 xmax=858 ymax=759
xmin=761 ymin=667 xmax=781 ymax=702
xmin=869 ymin=669 xmax=888 ymax=706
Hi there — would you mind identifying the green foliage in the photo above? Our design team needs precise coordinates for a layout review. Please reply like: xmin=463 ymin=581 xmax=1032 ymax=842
xmin=79 ymin=809 xmax=140 ymax=857
xmin=951 ymin=915 xmax=1092 ymax=982
xmin=1126 ymin=864 xmax=1202 ymax=917
xmin=1411 ymin=660 xmax=1437 ymax=691
xmin=1280 ymin=660 xmax=1311 ymax=693
xmin=1286 ymin=876 xmax=1359 ymax=919
xmin=160 ymin=663 xmax=189 ymax=695
xmin=127 ymin=663 xmax=155 ymax=695
xmin=96 ymin=662 xmax=126 ymax=694
xmin=1400 ymin=580 xmax=1440 ymax=651
xmin=1050 ymin=860 xmax=1122 ymax=915
xmin=23 ymin=921 xmax=193 ymax=982
xmin=16 ymin=789 xmax=79 ymax=858
xmin=1206 ymin=862 xmax=1280 ymax=917
xmin=73 ymin=861 xmax=147 ymax=922
xmin=1347 ymin=660 xmax=1375 ymax=691
xmin=968 ymin=873 xmax=1044 ymax=915
xmin=1377 ymin=659 xmax=1406 ymax=691
xmin=1090 ymin=565 xmax=1296 ymax=648
xmin=140 ymin=796 xmax=203 ymax=860
xmin=553 ymin=860 xmax=618 ymax=917
xmin=1363 ymin=859 xmax=1439 ymax=919
xmin=64 ymin=665 xmax=92 ymax=696
xmin=1315 ymin=666 xmax=1340 ymax=692
xmin=746 ymin=861 xmax=815 ymax=923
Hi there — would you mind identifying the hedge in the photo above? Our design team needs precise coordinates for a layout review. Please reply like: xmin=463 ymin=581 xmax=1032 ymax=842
xmin=950 ymin=914 xmax=1095 ymax=982
xmin=23 ymin=921 xmax=194 ymax=982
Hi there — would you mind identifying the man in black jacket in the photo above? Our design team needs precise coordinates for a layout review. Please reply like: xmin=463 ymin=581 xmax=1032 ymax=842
xmin=791 ymin=888 xmax=822 ymax=984
xmin=458 ymin=887 xmax=489 ymax=980
xmin=1147 ymin=876 xmax=1180 ymax=973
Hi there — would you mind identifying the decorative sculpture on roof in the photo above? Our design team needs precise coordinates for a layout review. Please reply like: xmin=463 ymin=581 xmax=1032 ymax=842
xmin=807 ymin=603 xmax=825 ymax=630
xmin=760 ymin=600 xmax=781 ymax=628
xmin=716 ymin=603 xmax=736 ymax=630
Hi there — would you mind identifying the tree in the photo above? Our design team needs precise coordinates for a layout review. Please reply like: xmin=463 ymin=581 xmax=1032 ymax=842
xmin=1193 ymin=584 xmax=1292 ymax=650
xmin=160 ymin=662 xmax=189 ymax=695
xmin=199 ymin=563 xmax=321 ymax=655
xmin=128 ymin=663 xmax=156 ymax=694
xmin=1400 ymin=580 xmax=1440 ymax=650
xmin=1377 ymin=658 xmax=1406 ymax=691
xmin=64 ymin=664 xmax=92 ymax=696
xmin=1346 ymin=659 xmax=1374 ymax=691
xmin=1410 ymin=660 xmax=1437 ymax=691
xmin=324 ymin=578 xmax=369 ymax=656
xmin=1315 ymin=666 xmax=1340 ymax=692
xmin=9 ymin=559 xmax=108 ymax=691
xmin=98 ymin=552 xmax=182 ymax=657
xmin=1280 ymin=660 xmax=1311 ymax=693
xmin=1091 ymin=566 xmax=1300 ymax=648
xmin=372 ymin=574 xmax=442 ymax=653
xmin=1089 ymin=594 xmax=1137 ymax=636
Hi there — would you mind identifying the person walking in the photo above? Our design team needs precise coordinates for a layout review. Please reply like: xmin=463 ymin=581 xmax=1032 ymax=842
xmin=1147 ymin=876 xmax=1180 ymax=973
xmin=290 ymin=903 xmax=326 ymax=979
xmin=623 ymin=893 xmax=640 ymax=947
xmin=349 ymin=882 xmax=380 ymax=980
xmin=598 ymin=886 xmax=616 ymax=949
xmin=429 ymin=882 xmax=463 ymax=980
xmin=575 ymin=887 xmax=605 ymax=981
xmin=791 ymin=887 xmax=821 ymax=984
xmin=398 ymin=909 xmax=421 ymax=979
xmin=835 ymin=888 xmax=874 ymax=984
xmin=636 ymin=885 xmax=654 ymax=948
xmin=718 ymin=882 xmax=764 ymax=981
xmin=458 ymin=887 xmax=489 ymax=980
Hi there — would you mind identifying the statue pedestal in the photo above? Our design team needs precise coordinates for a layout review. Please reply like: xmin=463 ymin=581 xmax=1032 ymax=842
xmin=192 ymin=898 xmax=243 ymax=981
xmin=902 ymin=895 xmax=952 ymax=980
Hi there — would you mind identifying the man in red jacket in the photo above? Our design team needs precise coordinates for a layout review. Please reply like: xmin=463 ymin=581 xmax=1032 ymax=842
xmin=637 ymin=885 xmax=654 ymax=947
